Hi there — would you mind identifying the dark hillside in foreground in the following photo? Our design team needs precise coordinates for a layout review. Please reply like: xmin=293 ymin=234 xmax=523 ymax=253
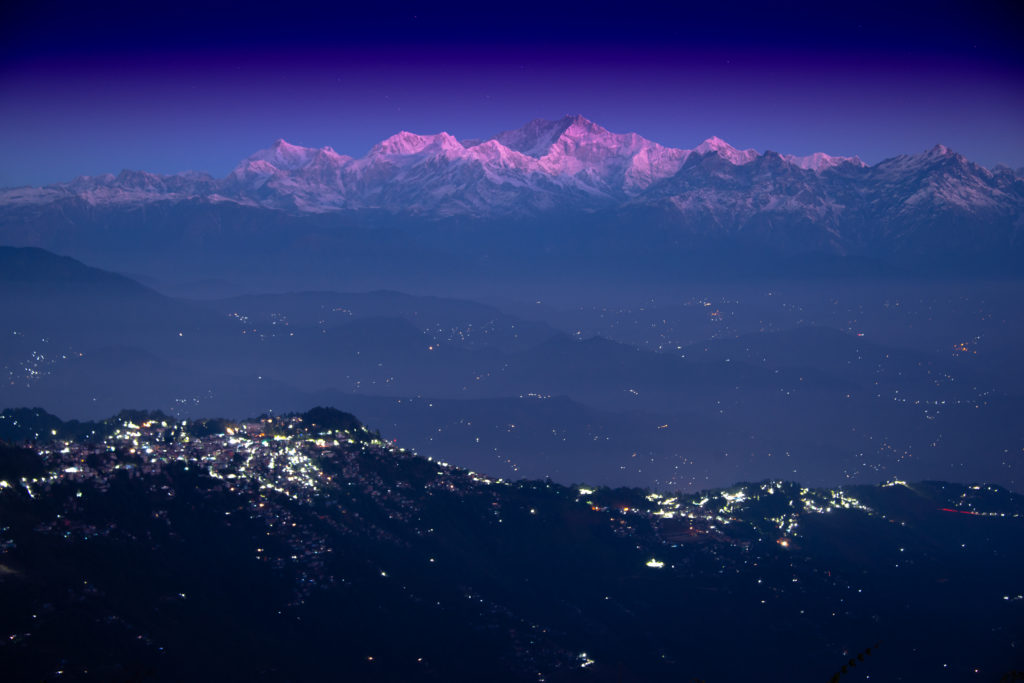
xmin=1 ymin=409 xmax=1022 ymax=681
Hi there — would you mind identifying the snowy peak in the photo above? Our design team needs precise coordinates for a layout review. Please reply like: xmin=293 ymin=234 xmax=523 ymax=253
xmin=461 ymin=139 xmax=533 ymax=169
xmin=244 ymin=139 xmax=350 ymax=172
xmin=694 ymin=136 xmax=731 ymax=153
xmin=873 ymin=144 xmax=970 ymax=177
xmin=248 ymin=139 xmax=316 ymax=170
xmin=490 ymin=116 xmax=581 ymax=158
xmin=559 ymin=114 xmax=611 ymax=139
xmin=484 ymin=116 xmax=691 ymax=193
xmin=693 ymin=137 xmax=758 ymax=165
xmin=489 ymin=114 xmax=629 ymax=158
xmin=783 ymin=152 xmax=866 ymax=171
xmin=3 ymin=117 xmax=1015 ymax=231
xmin=370 ymin=130 xmax=463 ymax=157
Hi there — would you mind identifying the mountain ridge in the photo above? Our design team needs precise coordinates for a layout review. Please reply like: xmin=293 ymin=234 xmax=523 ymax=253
xmin=2 ymin=115 xmax=1022 ymax=280
xmin=1 ymin=115 xmax=1005 ymax=217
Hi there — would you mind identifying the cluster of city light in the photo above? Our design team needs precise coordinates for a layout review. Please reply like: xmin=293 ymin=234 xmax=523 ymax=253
xmin=946 ymin=485 xmax=1023 ymax=519
xmin=799 ymin=488 xmax=872 ymax=515
xmin=5 ymin=413 xmax=530 ymax=551
xmin=467 ymin=472 xmax=504 ymax=486
xmin=6 ymin=416 xmax=385 ymax=505
xmin=590 ymin=481 xmax=887 ymax=547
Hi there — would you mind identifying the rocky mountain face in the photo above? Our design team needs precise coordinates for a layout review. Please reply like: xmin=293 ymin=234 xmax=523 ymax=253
xmin=1 ymin=116 xmax=1022 ymax=276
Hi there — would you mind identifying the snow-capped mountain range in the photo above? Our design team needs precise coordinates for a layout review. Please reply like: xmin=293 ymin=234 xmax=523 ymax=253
xmin=6 ymin=114 xmax=1017 ymax=215
xmin=1 ymin=115 xmax=1022 ymax=273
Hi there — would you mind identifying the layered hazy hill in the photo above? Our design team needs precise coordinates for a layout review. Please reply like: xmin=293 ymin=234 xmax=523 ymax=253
xmin=1 ymin=116 xmax=1022 ymax=288
xmin=3 ymin=247 xmax=1022 ymax=490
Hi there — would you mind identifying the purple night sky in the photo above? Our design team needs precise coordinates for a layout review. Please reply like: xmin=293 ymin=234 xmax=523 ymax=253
xmin=1 ymin=0 xmax=1022 ymax=187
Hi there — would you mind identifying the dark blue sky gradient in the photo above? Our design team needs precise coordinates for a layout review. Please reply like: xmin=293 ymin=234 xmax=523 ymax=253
xmin=1 ymin=0 xmax=1022 ymax=186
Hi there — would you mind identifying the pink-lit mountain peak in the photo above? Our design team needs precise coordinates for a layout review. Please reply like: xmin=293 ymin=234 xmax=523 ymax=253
xmin=246 ymin=139 xmax=350 ymax=171
xmin=925 ymin=143 xmax=961 ymax=160
xmin=693 ymin=136 xmax=758 ymax=165
xmin=250 ymin=139 xmax=316 ymax=170
xmin=559 ymin=114 xmax=611 ymax=137
xmin=250 ymin=119 xmax=761 ymax=177
xmin=371 ymin=130 xmax=463 ymax=157
xmin=3 ymin=117 xmax=1001 ymax=222
xmin=782 ymin=151 xmax=866 ymax=171
xmin=490 ymin=115 xmax=624 ymax=158
xmin=872 ymin=143 xmax=971 ymax=177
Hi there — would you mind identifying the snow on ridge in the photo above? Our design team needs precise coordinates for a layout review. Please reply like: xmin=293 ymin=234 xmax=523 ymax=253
xmin=783 ymin=152 xmax=866 ymax=171
xmin=871 ymin=144 xmax=969 ymax=177
xmin=243 ymin=139 xmax=352 ymax=174
xmin=693 ymin=137 xmax=758 ymax=165
xmin=247 ymin=139 xmax=317 ymax=170
xmin=370 ymin=131 xmax=463 ymax=157
xmin=1 ymin=117 xmax=1003 ymax=221
xmin=490 ymin=115 xmax=582 ymax=157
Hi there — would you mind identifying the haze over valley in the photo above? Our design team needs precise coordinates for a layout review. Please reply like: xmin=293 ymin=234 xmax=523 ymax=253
xmin=2 ymin=244 xmax=1022 ymax=492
